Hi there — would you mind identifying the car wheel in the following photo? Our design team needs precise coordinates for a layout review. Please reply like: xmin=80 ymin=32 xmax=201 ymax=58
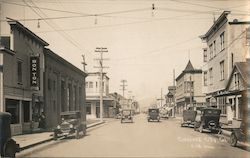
xmin=230 ymin=134 xmax=237 ymax=147
xmin=3 ymin=139 xmax=17 ymax=158
xmin=75 ymin=129 xmax=80 ymax=139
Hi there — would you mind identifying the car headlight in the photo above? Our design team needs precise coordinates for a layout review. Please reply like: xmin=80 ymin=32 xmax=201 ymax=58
xmin=70 ymin=124 xmax=73 ymax=128
xmin=57 ymin=125 xmax=61 ymax=129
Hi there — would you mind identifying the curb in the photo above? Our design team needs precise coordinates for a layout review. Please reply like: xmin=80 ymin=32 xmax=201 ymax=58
xmin=18 ymin=120 xmax=106 ymax=151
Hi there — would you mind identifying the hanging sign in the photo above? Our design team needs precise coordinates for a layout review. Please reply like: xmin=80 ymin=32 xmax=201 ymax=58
xmin=30 ymin=56 xmax=40 ymax=90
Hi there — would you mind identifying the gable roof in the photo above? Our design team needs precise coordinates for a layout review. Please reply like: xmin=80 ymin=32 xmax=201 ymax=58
xmin=184 ymin=60 xmax=194 ymax=71
xmin=226 ymin=61 xmax=250 ymax=89
xmin=176 ymin=60 xmax=202 ymax=81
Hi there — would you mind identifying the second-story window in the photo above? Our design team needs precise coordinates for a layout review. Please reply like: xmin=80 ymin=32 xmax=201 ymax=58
xmin=234 ymin=73 xmax=240 ymax=90
xmin=89 ymin=82 xmax=93 ymax=88
xmin=17 ymin=60 xmax=23 ymax=84
xmin=220 ymin=32 xmax=225 ymax=51
xmin=209 ymin=44 xmax=213 ymax=60
xmin=209 ymin=68 xmax=213 ymax=85
xmin=203 ymin=48 xmax=207 ymax=62
xmin=203 ymin=71 xmax=208 ymax=86
xmin=85 ymin=82 xmax=88 ymax=88
xmin=220 ymin=60 xmax=225 ymax=80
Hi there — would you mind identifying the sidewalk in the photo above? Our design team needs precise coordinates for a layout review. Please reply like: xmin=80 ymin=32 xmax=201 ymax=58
xmin=13 ymin=118 xmax=109 ymax=151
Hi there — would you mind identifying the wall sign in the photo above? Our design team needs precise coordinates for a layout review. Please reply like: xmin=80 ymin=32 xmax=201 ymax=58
xmin=30 ymin=56 xmax=40 ymax=90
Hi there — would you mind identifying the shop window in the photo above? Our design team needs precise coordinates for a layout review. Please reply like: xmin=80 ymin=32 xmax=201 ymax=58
xmin=6 ymin=99 xmax=20 ymax=124
xmin=23 ymin=101 xmax=30 ymax=123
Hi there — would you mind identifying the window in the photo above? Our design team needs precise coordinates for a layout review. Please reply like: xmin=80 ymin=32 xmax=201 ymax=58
xmin=89 ymin=82 xmax=93 ymax=88
xmin=85 ymin=82 xmax=88 ymax=88
xmin=203 ymin=48 xmax=207 ymax=62
xmin=96 ymin=82 xmax=98 ymax=88
xmin=220 ymin=32 xmax=225 ymax=51
xmin=234 ymin=73 xmax=240 ymax=90
xmin=204 ymin=71 xmax=208 ymax=86
xmin=213 ymin=40 xmax=216 ymax=56
xmin=17 ymin=61 xmax=23 ymax=83
xmin=209 ymin=68 xmax=213 ymax=85
xmin=209 ymin=44 xmax=213 ymax=60
xmin=53 ymin=80 xmax=56 ymax=91
xmin=218 ymin=97 xmax=226 ymax=115
xmin=220 ymin=60 xmax=225 ymax=80
xmin=6 ymin=99 xmax=20 ymax=124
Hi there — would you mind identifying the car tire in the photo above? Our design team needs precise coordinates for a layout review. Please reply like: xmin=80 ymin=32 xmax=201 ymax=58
xmin=3 ymin=139 xmax=17 ymax=158
xmin=230 ymin=134 xmax=237 ymax=147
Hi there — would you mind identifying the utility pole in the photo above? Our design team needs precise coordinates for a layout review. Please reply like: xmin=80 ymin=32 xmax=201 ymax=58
xmin=81 ymin=55 xmax=87 ymax=72
xmin=160 ymin=88 xmax=163 ymax=107
xmin=120 ymin=80 xmax=127 ymax=98
xmin=94 ymin=47 xmax=109 ymax=122
xmin=173 ymin=69 xmax=176 ymax=117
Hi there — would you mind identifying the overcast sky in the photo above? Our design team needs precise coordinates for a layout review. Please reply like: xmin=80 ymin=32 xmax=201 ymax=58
xmin=1 ymin=0 xmax=249 ymax=107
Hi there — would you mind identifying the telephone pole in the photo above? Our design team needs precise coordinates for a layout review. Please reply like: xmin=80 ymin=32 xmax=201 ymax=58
xmin=94 ymin=47 xmax=109 ymax=122
xmin=120 ymin=79 xmax=127 ymax=98
xmin=81 ymin=55 xmax=87 ymax=72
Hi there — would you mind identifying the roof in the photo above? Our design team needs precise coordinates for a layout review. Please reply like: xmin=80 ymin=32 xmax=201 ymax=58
xmin=226 ymin=61 xmax=250 ymax=89
xmin=87 ymin=72 xmax=109 ymax=79
xmin=184 ymin=60 xmax=194 ymax=71
xmin=8 ymin=20 xmax=49 ymax=46
xmin=200 ymin=11 xmax=231 ymax=41
xmin=176 ymin=60 xmax=202 ymax=81
xmin=0 ymin=112 xmax=11 ymax=119
xmin=44 ymin=48 xmax=87 ymax=77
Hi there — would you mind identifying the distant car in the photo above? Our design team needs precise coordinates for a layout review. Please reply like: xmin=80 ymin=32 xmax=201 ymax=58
xmin=181 ymin=109 xmax=197 ymax=127
xmin=194 ymin=107 xmax=221 ymax=133
xmin=229 ymin=111 xmax=250 ymax=147
xmin=121 ymin=109 xmax=134 ymax=123
xmin=148 ymin=108 xmax=160 ymax=122
xmin=54 ymin=111 xmax=86 ymax=140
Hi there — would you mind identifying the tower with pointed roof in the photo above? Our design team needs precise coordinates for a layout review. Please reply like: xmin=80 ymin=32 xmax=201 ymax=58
xmin=175 ymin=60 xmax=205 ymax=114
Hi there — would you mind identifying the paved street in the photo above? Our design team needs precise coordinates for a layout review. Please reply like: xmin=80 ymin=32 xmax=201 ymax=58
xmin=17 ymin=114 xmax=249 ymax=158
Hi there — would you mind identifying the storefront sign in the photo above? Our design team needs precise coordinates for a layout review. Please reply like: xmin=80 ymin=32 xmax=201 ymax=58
xmin=30 ymin=56 xmax=40 ymax=90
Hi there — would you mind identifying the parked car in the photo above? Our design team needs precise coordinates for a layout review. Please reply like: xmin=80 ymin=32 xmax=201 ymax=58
xmin=147 ymin=108 xmax=160 ymax=122
xmin=0 ymin=112 xmax=19 ymax=157
xmin=228 ymin=109 xmax=250 ymax=147
xmin=121 ymin=109 xmax=134 ymax=123
xmin=54 ymin=111 xmax=86 ymax=140
xmin=181 ymin=109 xmax=197 ymax=127
xmin=194 ymin=107 xmax=221 ymax=133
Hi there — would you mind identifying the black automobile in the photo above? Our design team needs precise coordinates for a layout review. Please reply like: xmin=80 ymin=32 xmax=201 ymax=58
xmin=54 ymin=111 xmax=86 ymax=140
xmin=121 ymin=109 xmax=134 ymax=123
xmin=0 ymin=112 xmax=19 ymax=157
xmin=181 ymin=109 xmax=197 ymax=127
xmin=229 ymin=118 xmax=250 ymax=146
xmin=147 ymin=108 xmax=160 ymax=122
xmin=194 ymin=108 xmax=221 ymax=133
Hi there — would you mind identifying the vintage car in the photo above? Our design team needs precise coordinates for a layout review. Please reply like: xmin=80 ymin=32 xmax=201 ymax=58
xmin=54 ymin=111 xmax=86 ymax=140
xmin=0 ymin=112 xmax=19 ymax=157
xmin=229 ymin=120 xmax=249 ymax=147
xmin=147 ymin=108 xmax=160 ymax=122
xmin=194 ymin=108 xmax=221 ymax=133
xmin=121 ymin=109 xmax=134 ymax=123
xmin=181 ymin=109 xmax=197 ymax=127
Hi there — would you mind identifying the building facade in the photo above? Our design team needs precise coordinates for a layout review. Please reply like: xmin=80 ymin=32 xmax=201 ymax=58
xmin=175 ymin=60 xmax=206 ymax=114
xmin=44 ymin=48 xmax=87 ymax=129
xmin=200 ymin=11 xmax=250 ymax=123
xmin=85 ymin=72 xmax=114 ymax=119
xmin=0 ymin=20 xmax=48 ymax=135
xmin=165 ymin=86 xmax=176 ymax=117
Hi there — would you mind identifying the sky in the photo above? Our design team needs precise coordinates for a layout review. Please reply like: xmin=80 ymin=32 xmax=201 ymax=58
xmin=0 ymin=0 xmax=250 ymax=107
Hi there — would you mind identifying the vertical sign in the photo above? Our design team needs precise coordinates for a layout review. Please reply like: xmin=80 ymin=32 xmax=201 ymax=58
xmin=30 ymin=56 xmax=40 ymax=90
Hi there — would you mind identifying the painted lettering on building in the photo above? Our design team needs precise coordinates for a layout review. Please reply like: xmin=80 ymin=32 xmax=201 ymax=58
xmin=30 ymin=56 xmax=40 ymax=89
